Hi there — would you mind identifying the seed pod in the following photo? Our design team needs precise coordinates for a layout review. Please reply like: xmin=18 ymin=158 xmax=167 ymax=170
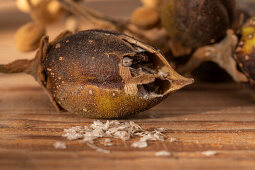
xmin=16 ymin=0 xmax=42 ymax=13
xmin=31 ymin=0 xmax=63 ymax=24
xmin=131 ymin=6 xmax=160 ymax=30
xmin=15 ymin=22 xmax=46 ymax=52
xmin=141 ymin=0 xmax=164 ymax=7
xmin=16 ymin=0 xmax=62 ymax=24
xmin=161 ymin=0 xmax=236 ymax=48
xmin=1 ymin=30 xmax=193 ymax=118
xmin=235 ymin=17 xmax=255 ymax=87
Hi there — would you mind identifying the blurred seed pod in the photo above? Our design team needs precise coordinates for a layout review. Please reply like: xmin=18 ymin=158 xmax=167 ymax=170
xmin=131 ymin=6 xmax=160 ymax=30
xmin=235 ymin=17 xmax=255 ymax=87
xmin=161 ymin=0 xmax=236 ymax=49
xmin=16 ymin=0 xmax=42 ymax=13
xmin=31 ymin=0 xmax=63 ymax=24
xmin=15 ymin=22 xmax=46 ymax=52
xmin=141 ymin=0 xmax=164 ymax=7
xmin=16 ymin=0 xmax=63 ymax=24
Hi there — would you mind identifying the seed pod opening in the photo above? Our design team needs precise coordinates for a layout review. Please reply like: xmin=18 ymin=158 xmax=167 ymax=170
xmin=1 ymin=30 xmax=193 ymax=118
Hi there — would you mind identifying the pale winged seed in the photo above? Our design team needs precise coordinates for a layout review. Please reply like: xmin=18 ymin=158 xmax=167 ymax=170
xmin=201 ymin=151 xmax=217 ymax=156
xmin=155 ymin=151 xmax=171 ymax=157
xmin=53 ymin=141 xmax=66 ymax=149
xmin=86 ymin=143 xmax=110 ymax=154
xmin=131 ymin=141 xmax=148 ymax=148
xmin=104 ymin=139 xmax=113 ymax=146
xmin=169 ymin=137 xmax=178 ymax=142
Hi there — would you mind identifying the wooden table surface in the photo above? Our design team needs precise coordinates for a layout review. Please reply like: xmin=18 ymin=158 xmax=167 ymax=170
xmin=1 ymin=1 xmax=255 ymax=170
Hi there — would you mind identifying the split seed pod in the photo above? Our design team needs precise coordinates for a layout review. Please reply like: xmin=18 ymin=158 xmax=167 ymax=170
xmin=161 ymin=0 xmax=236 ymax=48
xmin=15 ymin=22 xmax=46 ymax=52
xmin=235 ymin=17 xmax=255 ymax=87
xmin=1 ymin=30 xmax=193 ymax=118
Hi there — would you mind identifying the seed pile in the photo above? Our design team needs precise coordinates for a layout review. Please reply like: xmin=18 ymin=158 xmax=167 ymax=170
xmin=62 ymin=120 xmax=167 ymax=153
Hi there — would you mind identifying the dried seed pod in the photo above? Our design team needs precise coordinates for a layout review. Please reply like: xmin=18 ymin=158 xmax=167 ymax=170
xmin=15 ymin=22 xmax=46 ymax=52
xmin=30 ymin=0 xmax=63 ymax=24
xmin=141 ymin=0 xmax=164 ymax=7
xmin=1 ymin=30 xmax=193 ymax=118
xmin=16 ymin=0 xmax=42 ymax=13
xmin=16 ymin=0 xmax=63 ymax=24
xmin=235 ymin=17 xmax=255 ymax=87
xmin=161 ymin=0 xmax=236 ymax=48
xmin=131 ymin=6 xmax=160 ymax=30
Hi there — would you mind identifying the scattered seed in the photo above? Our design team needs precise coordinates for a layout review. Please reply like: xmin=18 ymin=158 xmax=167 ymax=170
xmin=155 ymin=151 xmax=171 ymax=157
xmin=169 ymin=137 xmax=178 ymax=142
xmin=62 ymin=120 xmax=167 ymax=152
xmin=53 ymin=141 xmax=66 ymax=149
xmin=201 ymin=150 xmax=217 ymax=156
xmin=131 ymin=141 xmax=148 ymax=148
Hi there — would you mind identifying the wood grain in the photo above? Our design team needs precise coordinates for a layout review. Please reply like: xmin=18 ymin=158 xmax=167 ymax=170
xmin=1 ymin=1 xmax=255 ymax=170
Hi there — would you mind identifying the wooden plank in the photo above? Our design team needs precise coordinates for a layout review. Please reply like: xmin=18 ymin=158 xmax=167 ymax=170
xmin=1 ymin=74 xmax=255 ymax=170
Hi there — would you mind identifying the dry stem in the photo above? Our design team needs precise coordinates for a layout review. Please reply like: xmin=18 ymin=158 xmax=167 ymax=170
xmin=57 ymin=0 xmax=152 ymax=43
xmin=0 ymin=59 xmax=32 ymax=73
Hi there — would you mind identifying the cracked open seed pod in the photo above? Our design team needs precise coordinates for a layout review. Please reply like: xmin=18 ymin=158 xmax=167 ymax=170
xmin=0 ymin=29 xmax=193 ymax=118
xmin=161 ymin=0 xmax=236 ymax=49
xmin=235 ymin=17 xmax=255 ymax=87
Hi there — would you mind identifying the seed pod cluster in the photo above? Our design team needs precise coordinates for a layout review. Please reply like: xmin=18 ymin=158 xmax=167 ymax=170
xmin=161 ymin=0 xmax=236 ymax=48
xmin=235 ymin=17 xmax=255 ymax=87
xmin=1 ymin=30 xmax=193 ymax=118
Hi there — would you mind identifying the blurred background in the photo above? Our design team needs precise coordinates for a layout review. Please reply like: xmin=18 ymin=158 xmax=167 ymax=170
xmin=0 ymin=0 xmax=141 ymax=64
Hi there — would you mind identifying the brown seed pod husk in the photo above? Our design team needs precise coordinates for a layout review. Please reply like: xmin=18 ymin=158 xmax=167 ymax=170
xmin=15 ymin=22 xmax=46 ymax=52
xmin=161 ymin=0 xmax=236 ymax=49
xmin=131 ymin=6 xmax=160 ymax=30
xmin=1 ymin=30 xmax=193 ymax=119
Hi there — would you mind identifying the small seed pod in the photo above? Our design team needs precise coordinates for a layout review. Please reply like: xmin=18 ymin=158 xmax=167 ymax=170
xmin=15 ymin=22 xmax=46 ymax=52
xmin=31 ymin=0 xmax=63 ymax=25
xmin=1 ymin=30 xmax=193 ymax=118
xmin=161 ymin=0 xmax=236 ymax=48
xmin=131 ymin=6 xmax=160 ymax=30
xmin=235 ymin=17 xmax=255 ymax=87
xmin=16 ymin=0 xmax=42 ymax=13
xmin=16 ymin=0 xmax=63 ymax=24
xmin=141 ymin=0 xmax=164 ymax=7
